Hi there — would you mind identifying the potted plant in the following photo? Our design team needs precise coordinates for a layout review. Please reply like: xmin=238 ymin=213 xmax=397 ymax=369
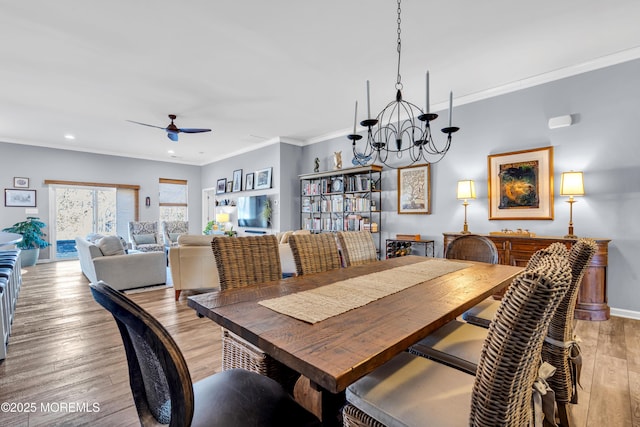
xmin=2 ymin=216 xmax=50 ymax=266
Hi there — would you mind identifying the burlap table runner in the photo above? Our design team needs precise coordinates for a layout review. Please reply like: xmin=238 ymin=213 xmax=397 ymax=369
xmin=258 ymin=258 xmax=470 ymax=324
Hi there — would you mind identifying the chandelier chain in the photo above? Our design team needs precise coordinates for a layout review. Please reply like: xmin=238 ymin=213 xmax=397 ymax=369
xmin=396 ymin=0 xmax=402 ymax=89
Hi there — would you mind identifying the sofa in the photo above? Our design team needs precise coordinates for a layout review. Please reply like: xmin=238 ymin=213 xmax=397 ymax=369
xmin=169 ymin=234 xmax=297 ymax=301
xmin=75 ymin=236 xmax=166 ymax=291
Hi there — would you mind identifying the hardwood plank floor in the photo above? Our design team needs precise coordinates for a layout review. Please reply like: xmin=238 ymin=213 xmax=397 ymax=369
xmin=0 ymin=260 xmax=637 ymax=426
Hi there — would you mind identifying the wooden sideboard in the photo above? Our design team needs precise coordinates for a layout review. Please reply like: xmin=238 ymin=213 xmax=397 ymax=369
xmin=443 ymin=233 xmax=611 ymax=321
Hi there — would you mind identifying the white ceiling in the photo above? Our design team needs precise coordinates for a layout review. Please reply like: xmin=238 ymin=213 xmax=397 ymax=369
xmin=2 ymin=1 xmax=640 ymax=166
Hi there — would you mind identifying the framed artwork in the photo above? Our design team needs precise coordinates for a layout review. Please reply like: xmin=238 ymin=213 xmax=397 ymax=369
xmin=487 ymin=146 xmax=554 ymax=220
xmin=13 ymin=177 xmax=29 ymax=188
xmin=245 ymin=172 xmax=254 ymax=191
xmin=232 ymin=169 xmax=243 ymax=192
xmin=397 ymin=164 xmax=431 ymax=214
xmin=216 ymin=178 xmax=227 ymax=194
xmin=226 ymin=180 xmax=233 ymax=193
xmin=5 ymin=189 xmax=37 ymax=207
xmin=254 ymin=167 xmax=272 ymax=190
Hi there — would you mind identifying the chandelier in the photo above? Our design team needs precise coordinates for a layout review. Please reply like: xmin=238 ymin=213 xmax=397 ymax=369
xmin=348 ymin=0 xmax=459 ymax=168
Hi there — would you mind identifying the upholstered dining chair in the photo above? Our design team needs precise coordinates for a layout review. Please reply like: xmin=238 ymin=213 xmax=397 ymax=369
xmin=337 ymin=231 xmax=378 ymax=267
xmin=342 ymin=253 xmax=571 ymax=427
xmin=211 ymin=235 xmax=299 ymax=391
xmin=409 ymin=239 xmax=596 ymax=427
xmin=288 ymin=233 xmax=342 ymax=275
xmin=445 ymin=234 xmax=499 ymax=263
xmin=161 ymin=220 xmax=189 ymax=248
xmin=128 ymin=221 xmax=164 ymax=253
xmin=89 ymin=281 xmax=320 ymax=427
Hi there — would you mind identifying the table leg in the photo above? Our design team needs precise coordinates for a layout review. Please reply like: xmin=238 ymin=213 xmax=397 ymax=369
xmin=294 ymin=377 xmax=345 ymax=427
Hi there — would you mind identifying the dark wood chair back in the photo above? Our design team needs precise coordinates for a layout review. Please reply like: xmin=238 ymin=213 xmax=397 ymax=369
xmin=445 ymin=234 xmax=498 ymax=264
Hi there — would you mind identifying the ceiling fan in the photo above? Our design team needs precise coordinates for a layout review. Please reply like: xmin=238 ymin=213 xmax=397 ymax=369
xmin=127 ymin=114 xmax=211 ymax=142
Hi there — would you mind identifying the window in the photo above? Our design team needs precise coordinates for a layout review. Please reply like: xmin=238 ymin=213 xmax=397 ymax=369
xmin=159 ymin=178 xmax=188 ymax=221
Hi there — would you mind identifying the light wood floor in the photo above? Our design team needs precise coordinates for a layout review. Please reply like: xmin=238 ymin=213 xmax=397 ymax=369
xmin=0 ymin=261 xmax=638 ymax=426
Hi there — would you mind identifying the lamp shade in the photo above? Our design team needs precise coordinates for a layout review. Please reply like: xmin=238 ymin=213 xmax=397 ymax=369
xmin=560 ymin=172 xmax=585 ymax=196
xmin=215 ymin=213 xmax=230 ymax=223
xmin=457 ymin=180 xmax=476 ymax=200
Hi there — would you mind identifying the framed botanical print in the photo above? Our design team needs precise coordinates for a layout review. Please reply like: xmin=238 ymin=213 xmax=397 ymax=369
xmin=397 ymin=164 xmax=431 ymax=214
xmin=487 ymin=146 xmax=554 ymax=220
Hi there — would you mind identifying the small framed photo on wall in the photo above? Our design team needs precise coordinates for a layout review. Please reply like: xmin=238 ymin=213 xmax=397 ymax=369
xmin=216 ymin=178 xmax=227 ymax=194
xmin=13 ymin=177 xmax=29 ymax=188
xmin=245 ymin=173 xmax=254 ymax=191
xmin=232 ymin=169 xmax=243 ymax=192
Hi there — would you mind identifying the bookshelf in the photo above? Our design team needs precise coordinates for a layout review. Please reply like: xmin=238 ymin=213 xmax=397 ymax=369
xmin=299 ymin=165 xmax=382 ymax=252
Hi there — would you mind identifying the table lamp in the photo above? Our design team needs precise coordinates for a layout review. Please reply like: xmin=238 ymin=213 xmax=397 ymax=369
xmin=215 ymin=213 xmax=230 ymax=231
xmin=457 ymin=180 xmax=476 ymax=234
xmin=560 ymin=171 xmax=584 ymax=238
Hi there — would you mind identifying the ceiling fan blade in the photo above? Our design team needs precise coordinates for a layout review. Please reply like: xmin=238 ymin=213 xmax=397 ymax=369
xmin=167 ymin=132 xmax=179 ymax=142
xmin=126 ymin=120 xmax=166 ymax=130
xmin=179 ymin=128 xmax=211 ymax=134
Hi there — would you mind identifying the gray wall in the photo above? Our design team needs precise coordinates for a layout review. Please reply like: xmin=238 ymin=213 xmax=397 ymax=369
xmin=1 ymin=58 xmax=638 ymax=315
xmin=0 ymin=143 xmax=202 ymax=256
xmin=301 ymin=59 xmax=640 ymax=315
xmin=200 ymin=143 xmax=291 ymax=232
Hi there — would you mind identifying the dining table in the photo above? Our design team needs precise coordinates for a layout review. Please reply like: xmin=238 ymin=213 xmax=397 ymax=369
xmin=188 ymin=255 xmax=523 ymax=426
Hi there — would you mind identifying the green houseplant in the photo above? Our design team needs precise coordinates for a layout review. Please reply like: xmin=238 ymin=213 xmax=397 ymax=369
xmin=2 ymin=216 xmax=50 ymax=266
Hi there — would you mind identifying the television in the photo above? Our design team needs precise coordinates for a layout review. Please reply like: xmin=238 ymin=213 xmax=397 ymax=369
xmin=237 ymin=195 xmax=268 ymax=228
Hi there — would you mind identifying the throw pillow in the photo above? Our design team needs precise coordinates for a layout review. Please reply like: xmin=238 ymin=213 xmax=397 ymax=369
xmin=169 ymin=233 xmax=182 ymax=243
xmin=96 ymin=235 xmax=126 ymax=256
xmin=134 ymin=234 xmax=157 ymax=245
xmin=86 ymin=233 xmax=105 ymax=243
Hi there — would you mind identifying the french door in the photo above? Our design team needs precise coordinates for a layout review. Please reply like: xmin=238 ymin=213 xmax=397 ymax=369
xmin=49 ymin=185 xmax=134 ymax=260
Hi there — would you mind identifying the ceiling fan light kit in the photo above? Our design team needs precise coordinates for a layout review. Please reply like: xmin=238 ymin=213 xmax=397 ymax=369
xmin=127 ymin=114 xmax=211 ymax=142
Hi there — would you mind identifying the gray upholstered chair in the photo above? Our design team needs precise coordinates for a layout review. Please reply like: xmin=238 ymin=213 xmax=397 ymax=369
xmin=211 ymin=235 xmax=299 ymax=391
xmin=89 ymin=281 xmax=319 ymax=427
xmin=342 ymin=253 xmax=571 ymax=427
xmin=128 ymin=221 xmax=164 ymax=252
xmin=337 ymin=231 xmax=378 ymax=267
xmin=288 ymin=233 xmax=342 ymax=275
xmin=161 ymin=220 xmax=189 ymax=248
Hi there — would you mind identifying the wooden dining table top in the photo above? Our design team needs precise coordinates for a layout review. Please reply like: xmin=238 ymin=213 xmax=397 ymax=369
xmin=187 ymin=255 xmax=523 ymax=394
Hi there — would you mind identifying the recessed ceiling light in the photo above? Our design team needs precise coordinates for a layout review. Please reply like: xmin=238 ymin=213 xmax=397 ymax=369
xmin=64 ymin=134 xmax=76 ymax=140
xmin=167 ymin=150 xmax=175 ymax=154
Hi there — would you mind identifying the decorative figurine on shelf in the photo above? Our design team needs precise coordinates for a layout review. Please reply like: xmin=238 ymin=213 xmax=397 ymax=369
xmin=314 ymin=157 xmax=320 ymax=172
xmin=333 ymin=151 xmax=342 ymax=170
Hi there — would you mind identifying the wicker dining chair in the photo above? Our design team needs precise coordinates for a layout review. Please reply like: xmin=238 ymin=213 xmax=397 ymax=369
xmin=337 ymin=231 xmax=378 ymax=267
xmin=444 ymin=234 xmax=499 ymax=264
xmin=462 ymin=242 xmax=570 ymax=328
xmin=409 ymin=240 xmax=596 ymax=426
xmin=542 ymin=238 xmax=598 ymax=426
xmin=89 ymin=281 xmax=320 ymax=427
xmin=343 ymin=253 xmax=571 ymax=427
xmin=211 ymin=235 xmax=299 ymax=391
xmin=288 ymin=233 xmax=342 ymax=275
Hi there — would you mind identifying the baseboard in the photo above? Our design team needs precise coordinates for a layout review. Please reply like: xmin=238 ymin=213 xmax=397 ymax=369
xmin=610 ymin=307 xmax=640 ymax=320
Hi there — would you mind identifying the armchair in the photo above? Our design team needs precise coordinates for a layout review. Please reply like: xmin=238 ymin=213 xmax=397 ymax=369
xmin=128 ymin=221 xmax=164 ymax=252
xmin=161 ymin=220 xmax=189 ymax=248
